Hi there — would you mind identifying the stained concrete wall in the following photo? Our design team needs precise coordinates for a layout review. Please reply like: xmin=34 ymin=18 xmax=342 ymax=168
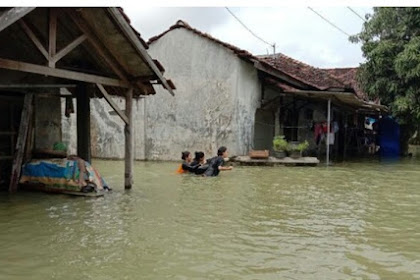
xmin=146 ymin=28 xmax=261 ymax=160
xmin=62 ymin=95 xmax=146 ymax=160
xmin=35 ymin=95 xmax=61 ymax=150
xmin=63 ymin=28 xmax=262 ymax=161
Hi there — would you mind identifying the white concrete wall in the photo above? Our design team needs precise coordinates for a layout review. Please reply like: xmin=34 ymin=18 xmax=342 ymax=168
xmin=66 ymin=28 xmax=262 ymax=161
xmin=146 ymin=28 xmax=261 ymax=160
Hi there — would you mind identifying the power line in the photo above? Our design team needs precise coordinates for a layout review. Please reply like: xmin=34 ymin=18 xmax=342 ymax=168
xmin=307 ymin=7 xmax=350 ymax=37
xmin=347 ymin=7 xmax=367 ymax=22
xmin=225 ymin=7 xmax=276 ymax=53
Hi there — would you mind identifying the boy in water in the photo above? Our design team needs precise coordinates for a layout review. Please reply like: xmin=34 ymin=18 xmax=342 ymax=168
xmin=203 ymin=146 xmax=233 ymax=177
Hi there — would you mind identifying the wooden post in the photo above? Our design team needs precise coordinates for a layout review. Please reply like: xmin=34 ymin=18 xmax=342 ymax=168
xmin=76 ymin=83 xmax=91 ymax=162
xmin=9 ymin=93 xmax=34 ymax=193
xmin=125 ymin=88 xmax=133 ymax=189
xmin=326 ymin=99 xmax=331 ymax=166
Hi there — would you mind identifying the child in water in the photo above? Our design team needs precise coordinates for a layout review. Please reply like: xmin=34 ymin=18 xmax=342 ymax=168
xmin=203 ymin=146 xmax=233 ymax=177
xmin=176 ymin=151 xmax=197 ymax=174
xmin=191 ymin=151 xmax=210 ymax=175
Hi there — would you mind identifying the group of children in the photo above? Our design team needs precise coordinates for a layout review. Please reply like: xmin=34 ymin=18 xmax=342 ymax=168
xmin=176 ymin=146 xmax=233 ymax=177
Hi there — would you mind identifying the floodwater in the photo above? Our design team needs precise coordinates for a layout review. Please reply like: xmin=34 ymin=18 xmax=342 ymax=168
xmin=0 ymin=159 xmax=419 ymax=280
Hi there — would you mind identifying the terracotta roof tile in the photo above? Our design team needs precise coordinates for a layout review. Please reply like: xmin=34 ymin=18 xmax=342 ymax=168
xmin=258 ymin=54 xmax=351 ymax=91
xmin=322 ymin=68 xmax=368 ymax=100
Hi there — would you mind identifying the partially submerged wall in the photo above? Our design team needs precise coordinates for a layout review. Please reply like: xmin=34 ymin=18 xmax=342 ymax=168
xmin=146 ymin=28 xmax=260 ymax=160
xmin=65 ymin=28 xmax=262 ymax=161
xmin=35 ymin=95 xmax=61 ymax=150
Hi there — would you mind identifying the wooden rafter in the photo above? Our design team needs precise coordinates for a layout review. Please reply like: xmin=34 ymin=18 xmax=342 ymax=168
xmin=48 ymin=8 xmax=57 ymax=67
xmin=19 ymin=20 xmax=49 ymax=60
xmin=66 ymin=9 xmax=129 ymax=84
xmin=96 ymin=83 xmax=129 ymax=125
xmin=53 ymin=34 xmax=87 ymax=64
xmin=0 ymin=7 xmax=35 ymax=32
xmin=0 ymin=57 xmax=129 ymax=87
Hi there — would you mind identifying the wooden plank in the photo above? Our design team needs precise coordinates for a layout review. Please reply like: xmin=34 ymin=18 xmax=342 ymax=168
xmin=0 ymin=156 xmax=14 ymax=160
xmin=48 ymin=8 xmax=57 ymax=67
xmin=96 ymin=83 xmax=129 ymax=125
xmin=0 ymin=57 xmax=129 ymax=87
xmin=53 ymin=34 xmax=87 ymax=63
xmin=124 ymin=88 xmax=133 ymax=189
xmin=0 ymin=131 xmax=17 ymax=136
xmin=10 ymin=104 xmax=15 ymax=156
xmin=66 ymin=10 xmax=129 ymax=83
xmin=76 ymin=84 xmax=91 ymax=163
xmin=24 ymin=108 xmax=34 ymax=162
xmin=19 ymin=20 xmax=49 ymax=60
xmin=9 ymin=93 xmax=34 ymax=193
xmin=0 ymin=7 xmax=35 ymax=32
xmin=0 ymin=84 xmax=77 ymax=88
xmin=108 ymin=8 xmax=175 ymax=96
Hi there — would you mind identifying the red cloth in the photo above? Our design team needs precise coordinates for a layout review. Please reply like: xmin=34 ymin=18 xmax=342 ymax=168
xmin=314 ymin=123 xmax=323 ymax=141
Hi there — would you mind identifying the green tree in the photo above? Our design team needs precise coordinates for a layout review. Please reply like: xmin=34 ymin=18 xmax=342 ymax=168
xmin=351 ymin=7 xmax=420 ymax=153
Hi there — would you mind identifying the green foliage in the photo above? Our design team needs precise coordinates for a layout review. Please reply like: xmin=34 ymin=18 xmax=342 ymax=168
xmin=351 ymin=8 xmax=420 ymax=128
xmin=289 ymin=141 xmax=309 ymax=152
xmin=272 ymin=135 xmax=289 ymax=151
xmin=296 ymin=141 xmax=309 ymax=152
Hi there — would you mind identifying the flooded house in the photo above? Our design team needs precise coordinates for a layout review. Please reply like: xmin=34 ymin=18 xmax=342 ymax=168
xmin=0 ymin=7 xmax=174 ymax=192
xmin=142 ymin=20 xmax=385 ymax=160
xmin=79 ymin=20 xmax=386 ymax=162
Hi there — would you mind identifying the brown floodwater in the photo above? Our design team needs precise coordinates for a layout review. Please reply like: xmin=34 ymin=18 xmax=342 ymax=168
xmin=0 ymin=159 xmax=419 ymax=279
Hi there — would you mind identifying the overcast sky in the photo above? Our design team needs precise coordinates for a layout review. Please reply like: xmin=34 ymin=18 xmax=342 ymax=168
xmin=121 ymin=6 xmax=373 ymax=68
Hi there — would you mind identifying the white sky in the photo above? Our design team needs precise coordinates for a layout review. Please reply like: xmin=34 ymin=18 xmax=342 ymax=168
xmin=121 ymin=6 xmax=373 ymax=68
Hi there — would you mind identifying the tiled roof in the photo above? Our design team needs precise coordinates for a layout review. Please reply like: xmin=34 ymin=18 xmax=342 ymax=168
xmin=148 ymin=20 xmax=363 ymax=94
xmin=322 ymin=68 xmax=368 ymax=100
xmin=258 ymin=54 xmax=352 ymax=91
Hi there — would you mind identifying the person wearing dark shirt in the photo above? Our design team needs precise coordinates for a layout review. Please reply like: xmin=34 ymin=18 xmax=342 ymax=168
xmin=176 ymin=151 xmax=197 ymax=174
xmin=203 ymin=146 xmax=233 ymax=177
xmin=191 ymin=151 xmax=210 ymax=175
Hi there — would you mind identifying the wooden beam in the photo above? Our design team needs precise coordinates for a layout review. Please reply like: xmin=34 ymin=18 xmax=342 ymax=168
xmin=48 ymin=8 xmax=57 ymax=67
xmin=66 ymin=10 xmax=129 ymax=84
xmin=0 ymin=57 xmax=129 ymax=87
xmin=9 ymin=93 xmax=34 ymax=193
xmin=0 ymin=7 xmax=35 ymax=32
xmin=53 ymin=34 xmax=87 ymax=63
xmin=108 ymin=8 xmax=175 ymax=96
xmin=19 ymin=20 xmax=49 ymax=60
xmin=96 ymin=84 xmax=129 ymax=125
xmin=0 ymin=84 xmax=77 ymax=88
xmin=124 ymin=88 xmax=133 ymax=189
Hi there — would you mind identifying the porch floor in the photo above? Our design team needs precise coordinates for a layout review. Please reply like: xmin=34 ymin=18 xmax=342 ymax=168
xmin=230 ymin=156 xmax=320 ymax=166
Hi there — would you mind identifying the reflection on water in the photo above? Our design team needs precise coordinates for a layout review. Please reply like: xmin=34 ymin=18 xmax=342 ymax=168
xmin=0 ymin=159 xmax=419 ymax=279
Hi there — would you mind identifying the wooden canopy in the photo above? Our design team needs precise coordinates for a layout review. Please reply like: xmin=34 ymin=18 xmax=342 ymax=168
xmin=0 ymin=7 xmax=175 ymax=192
xmin=0 ymin=7 xmax=175 ymax=96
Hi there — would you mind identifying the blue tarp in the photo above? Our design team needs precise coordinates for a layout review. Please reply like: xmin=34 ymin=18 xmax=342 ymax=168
xmin=378 ymin=116 xmax=400 ymax=158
